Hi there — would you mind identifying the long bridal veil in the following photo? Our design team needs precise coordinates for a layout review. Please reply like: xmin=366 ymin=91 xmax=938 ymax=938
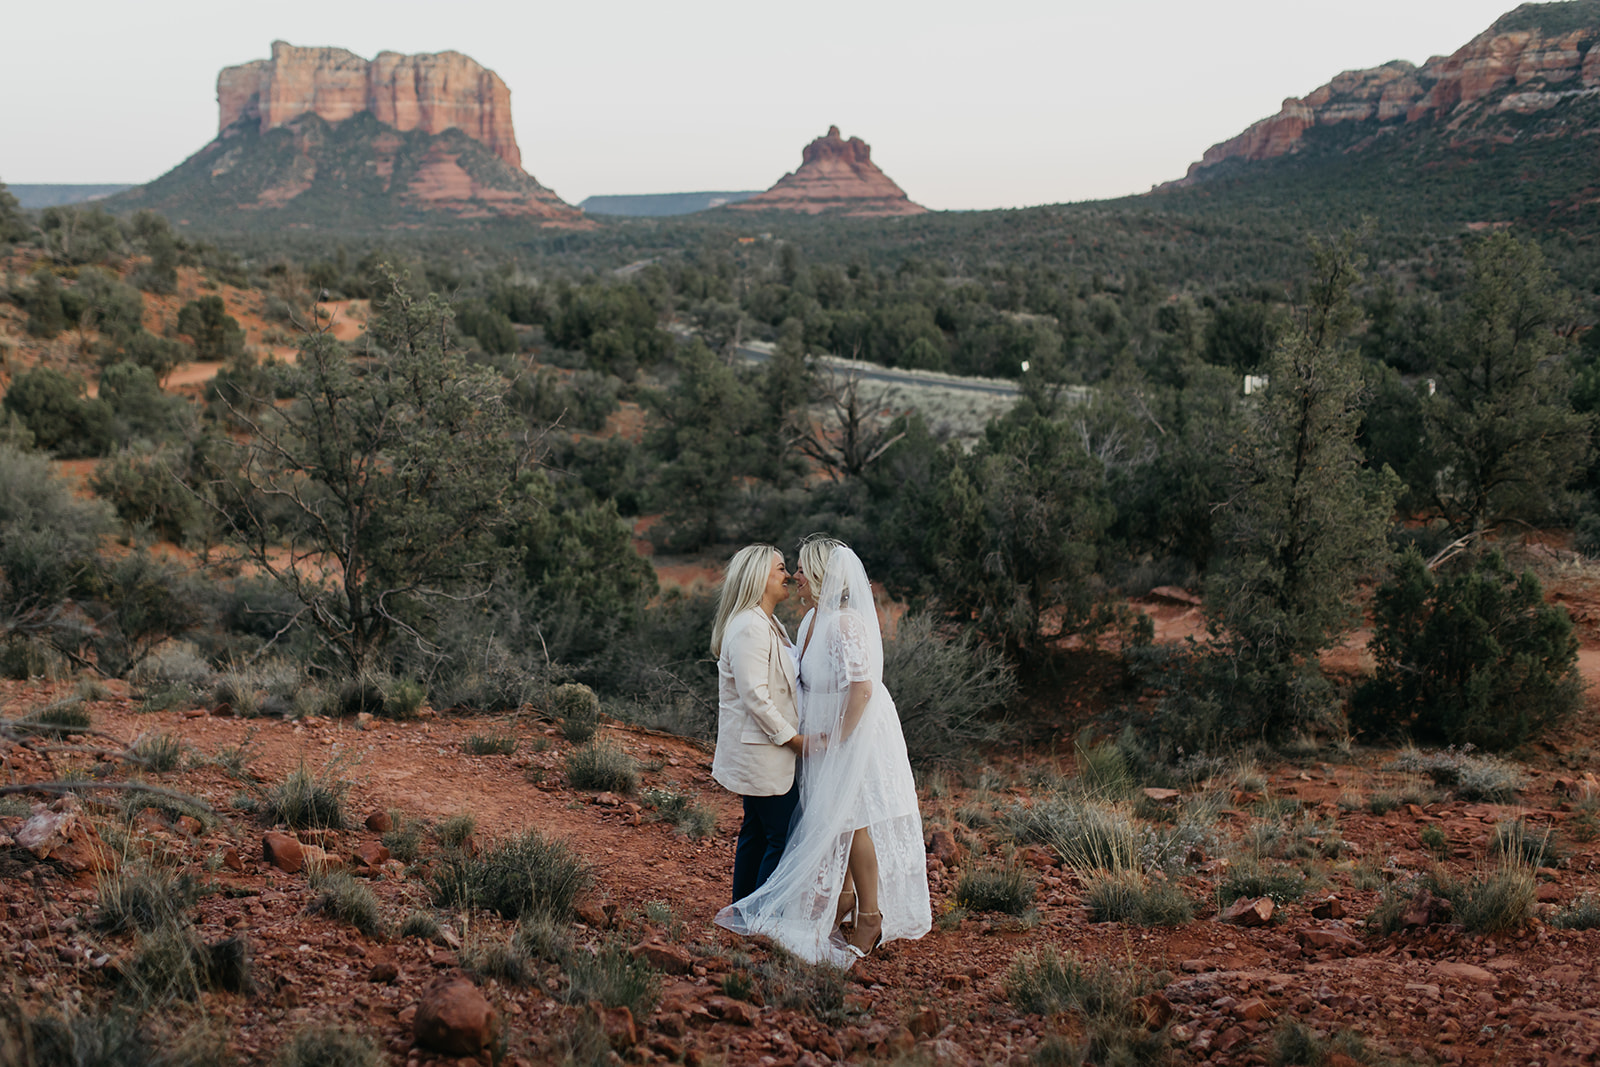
xmin=714 ymin=547 xmax=930 ymax=967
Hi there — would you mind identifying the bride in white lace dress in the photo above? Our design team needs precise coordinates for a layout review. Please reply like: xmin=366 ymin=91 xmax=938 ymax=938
xmin=715 ymin=538 xmax=931 ymax=966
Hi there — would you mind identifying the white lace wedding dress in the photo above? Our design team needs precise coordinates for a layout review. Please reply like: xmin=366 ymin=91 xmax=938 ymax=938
xmin=714 ymin=548 xmax=931 ymax=966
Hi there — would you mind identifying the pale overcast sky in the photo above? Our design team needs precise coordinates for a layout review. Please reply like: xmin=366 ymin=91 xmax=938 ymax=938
xmin=0 ymin=0 xmax=1520 ymax=211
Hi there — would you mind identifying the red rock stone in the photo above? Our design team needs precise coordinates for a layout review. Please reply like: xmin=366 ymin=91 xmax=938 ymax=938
xmin=1310 ymin=896 xmax=1345 ymax=920
xmin=907 ymin=1007 xmax=940 ymax=1037
xmin=704 ymin=996 xmax=759 ymax=1026
xmin=1237 ymin=998 xmax=1275 ymax=1022
xmin=221 ymin=847 xmax=244 ymax=872
xmin=1143 ymin=788 xmax=1182 ymax=804
xmin=654 ymin=1012 xmax=687 ymax=1038
xmin=364 ymin=810 xmax=393 ymax=833
xmin=175 ymin=816 xmax=203 ymax=837
xmin=414 ymin=977 xmax=496 ymax=1054
xmin=927 ymin=829 xmax=963 ymax=867
xmin=1132 ymin=992 xmax=1174 ymax=1029
xmin=631 ymin=939 xmax=694 ymax=975
xmin=1403 ymin=887 xmax=1452 ymax=928
xmin=368 ymin=961 xmax=399 ymax=983
xmin=353 ymin=842 xmax=390 ymax=868
xmin=1215 ymin=1026 xmax=1249 ymax=1052
xmin=732 ymin=127 xmax=925 ymax=218
xmin=590 ymin=1002 xmax=637 ymax=1050
xmin=1295 ymin=927 xmax=1364 ymax=956
xmin=262 ymin=831 xmax=304 ymax=874
xmin=1220 ymin=896 xmax=1275 ymax=927
xmin=16 ymin=798 xmax=110 ymax=874
xmin=1431 ymin=962 xmax=1497 ymax=986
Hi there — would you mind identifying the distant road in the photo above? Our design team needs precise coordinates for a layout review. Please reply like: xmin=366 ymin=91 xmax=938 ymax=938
xmin=734 ymin=340 xmax=1022 ymax=398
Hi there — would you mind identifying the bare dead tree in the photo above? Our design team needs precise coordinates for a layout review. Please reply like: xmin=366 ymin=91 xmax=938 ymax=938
xmin=791 ymin=361 xmax=907 ymax=481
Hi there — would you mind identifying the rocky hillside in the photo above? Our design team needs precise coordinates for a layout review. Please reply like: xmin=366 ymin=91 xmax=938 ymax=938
xmin=731 ymin=127 xmax=926 ymax=217
xmin=1169 ymin=1 xmax=1600 ymax=191
xmin=112 ymin=43 xmax=584 ymax=230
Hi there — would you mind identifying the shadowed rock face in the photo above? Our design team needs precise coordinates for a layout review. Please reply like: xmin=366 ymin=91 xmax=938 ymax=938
xmin=217 ymin=41 xmax=523 ymax=171
xmin=733 ymin=126 xmax=926 ymax=217
xmin=1169 ymin=4 xmax=1600 ymax=186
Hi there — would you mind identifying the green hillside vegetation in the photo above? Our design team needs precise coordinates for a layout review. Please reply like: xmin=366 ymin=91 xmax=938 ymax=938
xmin=109 ymin=113 xmax=567 ymax=230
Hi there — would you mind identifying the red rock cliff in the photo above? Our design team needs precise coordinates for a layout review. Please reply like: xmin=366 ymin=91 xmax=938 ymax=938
xmin=1170 ymin=4 xmax=1600 ymax=186
xmin=733 ymin=126 xmax=926 ymax=216
xmin=218 ymin=41 xmax=523 ymax=171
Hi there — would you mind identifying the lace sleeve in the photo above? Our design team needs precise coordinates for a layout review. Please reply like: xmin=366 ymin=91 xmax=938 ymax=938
xmin=830 ymin=612 xmax=872 ymax=688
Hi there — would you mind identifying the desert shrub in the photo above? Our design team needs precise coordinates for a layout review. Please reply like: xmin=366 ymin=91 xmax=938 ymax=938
xmin=1268 ymin=1019 xmax=1385 ymax=1067
xmin=642 ymin=787 xmax=717 ymax=839
xmin=91 ymin=446 xmax=206 ymax=542
xmin=128 ymin=925 xmax=251 ymax=1002
xmin=88 ymin=547 xmax=206 ymax=678
xmin=434 ymin=812 xmax=477 ymax=849
xmin=213 ymin=732 xmax=260 ymax=780
xmin=1420 ymin=824 xmax=1449 ymax=856
xmin=881 ymin=613 xmax=1015 ymax=765
xmin=554 ymin=682 xmax=602 ymax=741
xmin=133 ymin=641 xmax=214 ymax=691
xmin=565 ymin=938 xmax=661 ymax=1017
xmin=16 ymin=700 xmax=92 ymax=736
xmin=176 ymin=295 xmax=245 ymax=363
xmin=1354 ymin=549 xmax=1581 ymax=749
xmin=272 ymin=1023 xmax=383 ymax=1067
xmin=1005 ymin=945 xmax=1128 ymax=1017
xmin=463 ymin=732 xmax=518 ymax=756
xmin=96 ymin=864 xmax=199 ymax=934
xmin=1553 ymin=894 xmax=1600 ymax=930
xmin=0 ymin=638 xmax=68 ymax=681
xmin=262 ymin=761 xmax=350 ymax=830
xmin=1084 ymin=871 xmax=1193 ymax=926
xmin=1 ymin=365 xmax=115 ymax=457
xmin=133 ymin=731 xmax=184 ymax=772
xmin=1218 ymin=857 xmax=1310 ymax=905
xmin=954 ymin=863 xmax=1036 ymax=915
xmin=97 ymin=363 xmax=189 ymax=446
xmin=1490 ymin=819 xmax=1559 ymax=868
xmin=399 ymin=911 xmax=442 ymax=941
xmin=752 ymin=947 xmax=850 ymax=1024
xmin=333 ymin=672 xmax=425 ymax=720
xmin=430 ymin=828 xmax=593 ymax=920
xmin=383 ymin=816 xmax=425 ymax=863
xmin=1367 ymin=793 xmax=1399 ymax=815
xmin=0 ymin=1002 xmax=152 ymax=1066
xmin=516 ymin=912 xmax=575 ymax=963
xmin=566 ymin=739 xmax=639 ymax=793
xmin=1072 ymin=738 xmax=1137 ymax=801
xmin=308 ymin=869 xmax=385 ymax=937
xmin=460 ymin=933 xmax=538 ymax=986
xmin=1007 ymin=797 xmax=1139 ymax=872
xmin=1388 ymin=747 xmax=1524 ymax=801
xmin=1433 ymin=867 xmax=1536 ymax=934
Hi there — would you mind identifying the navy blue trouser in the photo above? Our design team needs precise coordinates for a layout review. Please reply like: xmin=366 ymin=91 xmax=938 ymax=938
xmin=730 ymin=776 xmax=800 ymax=904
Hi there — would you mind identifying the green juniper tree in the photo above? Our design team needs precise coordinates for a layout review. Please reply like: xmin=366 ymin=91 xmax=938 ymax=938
xmin=202 ymin=271 xmax=532 ymax=674
xmin=1190 ymin=235 xmax=1400 ymax=742
xmin=1425 ymin=233 xmax=1591 ymax=538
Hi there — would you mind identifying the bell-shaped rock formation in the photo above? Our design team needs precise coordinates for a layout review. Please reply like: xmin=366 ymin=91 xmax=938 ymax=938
xmin=114 ymin=42 xmax=583 ymax=228
xmin=1166 ymin=2 xmax=1600 ymax=188
xmin=732 ymin=127 xmax=926 ymax=216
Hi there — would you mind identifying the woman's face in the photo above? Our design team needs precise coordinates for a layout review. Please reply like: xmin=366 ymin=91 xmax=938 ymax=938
xmin=763 ymin=552 xmax=791 ymax=607
xmin=795 ymin=565 xmax=812 ymax=604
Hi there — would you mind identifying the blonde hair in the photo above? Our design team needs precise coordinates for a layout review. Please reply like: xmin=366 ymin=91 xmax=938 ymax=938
xmin=798 ymin=535 xmax=847 ymax=604
xmin=711 ymin=544 xmax=780 ymax=657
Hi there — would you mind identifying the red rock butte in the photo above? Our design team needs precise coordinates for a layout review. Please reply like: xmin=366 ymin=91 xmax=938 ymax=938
xmin=1166 ymin=8 xmax=1600 ymax=186
xmin=733 ymin=126 xmax=926 ymax=217
xmin=219 ymin=41 xmax=523 ymax=169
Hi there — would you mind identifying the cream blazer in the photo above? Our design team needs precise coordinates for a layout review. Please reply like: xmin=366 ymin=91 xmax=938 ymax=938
xmin=711 ymin=608 xmax=800 ymax=796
